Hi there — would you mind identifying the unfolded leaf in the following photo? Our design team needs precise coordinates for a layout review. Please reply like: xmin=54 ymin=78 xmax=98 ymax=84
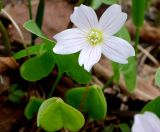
xmin=90 ymin=0 xmax=102 ymax=9
xmin=119 ymin=123 xmax=131 ymax=132
xmin=54 ymin=53 xmax=92 ymax=84
xmin=37 ymin=97 xmax=85 ymax=132
xmin=111 ymin=62 xmax=120 ymax=84
xmin=66 ymin=85 xmax=107 ymax=120
xmin=113 ymin=27 xmax=137 ymax=91
xmin=20 ymin=51 xmax=55 ymax=81
xmin=13 ymin=43 xmax=50 ymax=59
xmin=102 ymin=0 xmax=118 ymax=5
xmin=121 ymin=57 xmax=137 ymax=91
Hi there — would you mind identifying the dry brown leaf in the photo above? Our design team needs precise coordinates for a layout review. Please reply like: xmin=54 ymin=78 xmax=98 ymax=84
xmin=5 ymin=0 xmax=73 ymax=43
xmin=0 ymin=57 xmax=18 ymax=73
xmin=93 ymin=57 xmax=160 ymax=101
xmin=126 ymin=19 xmax=160 ymax=43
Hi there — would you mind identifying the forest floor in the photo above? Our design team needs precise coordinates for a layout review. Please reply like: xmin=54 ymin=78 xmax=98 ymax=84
xmin=0 ymin=0 xmax=160 ymax=131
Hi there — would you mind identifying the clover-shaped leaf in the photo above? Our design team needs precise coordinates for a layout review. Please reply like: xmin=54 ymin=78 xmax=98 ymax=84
xmin=66 ymin=85 xmax=107 ymax=120
xmin=20 ymin=51 xmax=55 ymax=81
xmin=113 ymin=27 xmax=137 ymax=91
xmin=37 ymin=97 xmax=85 ymax=132
xmin=14 ymin=43 xmax=53 ymax=59
xmin=23 ymin=20 xmax=91 ymax=84
xmin=54 ymin=53 xmax=92 ymax=84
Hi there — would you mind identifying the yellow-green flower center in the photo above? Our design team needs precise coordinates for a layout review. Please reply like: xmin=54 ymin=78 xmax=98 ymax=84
xmin=87 ymin=29 xmax=103 ymax=46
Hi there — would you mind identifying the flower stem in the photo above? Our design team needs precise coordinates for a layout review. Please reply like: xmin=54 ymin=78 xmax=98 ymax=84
xmin=47 ymin=72 xmax=63 ymax=98
xmin=0 ymin=20 xmax=12 ymax=56
xmin=134 ymin=27 xmax=140 ymax=56
xmin=0 ymin=0 xmax=2 ymax=12
xmin=76 ymin=0 xmax=86 ymax=5
xmin=102 ymin=76 xmax=113 ymax=91
xmin=28 ymin=0 xmax=32 ymax=19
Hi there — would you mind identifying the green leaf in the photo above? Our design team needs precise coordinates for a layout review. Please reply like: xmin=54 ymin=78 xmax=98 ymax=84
xmin=145 ymin=0 xmax=152 ymax=9
xmin=8 ymin=89 xmax=25 ymax=103
xmin=32 ymin=0 xmax=45 ymax=41
xmin=23 ymin=20 xmax=91 ymax=83
xmin=66 ymin=87 xmax=89 ymax=112
xmin=20 ymin=51 xmax=55 ymax=81
xmin=132 ymin=0 xmax=146 ymax=27
xmin=66 ymin=85 xmax=107 ymax=120
xmin=35 ymin=0 xmax=45 ymax=31
xmin=155 ymin=68 xmax=160 ymax=87
xmin=54 ymin=53 xmax=92 ymax=84
xmin=8 ymin=84 xmax=25 ymax=103
xmin=121 ymin=57 xmax=137 ymax=91
xmin=67 ymin=66 xmax=92 ymax=84
xmin=90 ymin=0 xmax=102 ymax=9
xmin=116 ymin=27 xmax=131 ymax=42
xmin=119 ymin=123 xmax=131 ymax=132
xmin=87 ymin=85 xmax=107 ymax=119
xmin=23 ymin=20 xmax=55 ymax=44
xmin=102 ymin=124 xmax=114 ymax=132
xmin=37 ymin=97 xmax=85 ymax=132
xmin=115 ymin=27 xmax=137 ymax=91
xmin=13 ymin=43 xmax=50 ymax=59
xmin=141 ymin=96 xmax=160 ymax=117
xmin=24 ymin=96 xmax=44 ymax=120
xmin=111 ymin=62 xmax=120 ymax=84
xmin=102 ymin=0 xmax=118 ymax=5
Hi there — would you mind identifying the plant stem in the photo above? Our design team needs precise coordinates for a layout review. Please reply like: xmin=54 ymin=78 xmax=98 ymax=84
xmin=48 ymin=72 xmax=62 ymax=98
xmin=0 ymin=20 xmax=12 ymax=55
xmin=0 ymin=0 xmax=2 ymax=12
xmin=32 ymin=0 xmax=45 ymax=45
xmin=102 ymin=76 xmax=113 ymax=91
xmin=134 ymin=27 xmax=140 ymax=56
xmin=76 ymin=0 xmax=86 ymax=5
xmin=28 ymin=0 xmax=32 ymax=19
xmin=28 ymin=0 xmax=34 ymax=45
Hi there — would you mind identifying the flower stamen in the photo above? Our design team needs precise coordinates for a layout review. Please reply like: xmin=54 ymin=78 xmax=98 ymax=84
xmin=87 ymin=29 xmax=103 ymax=46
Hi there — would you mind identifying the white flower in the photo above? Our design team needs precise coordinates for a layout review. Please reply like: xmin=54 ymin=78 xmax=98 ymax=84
xmin=53 ymin=4 xmax=135 ymax=72
xmin=132 ymin=112 xmax=160 ymax=132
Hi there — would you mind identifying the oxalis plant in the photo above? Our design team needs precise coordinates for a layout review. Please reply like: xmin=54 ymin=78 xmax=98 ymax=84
xmin=11 ymin=0 xmax=160 ymax=132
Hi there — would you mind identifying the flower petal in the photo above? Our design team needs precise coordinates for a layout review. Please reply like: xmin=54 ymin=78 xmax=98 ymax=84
xmin=102 ymin=36 xmax=135 ymax=64
xmin=132 ymin=112 xmax=160 ymax=132
xmin=144 ymin=112 xmax=160 ymax=131
xmin=53 ymin=28 xmax=85 ymax=41
xmin=70 ymin=4 xmax=98 ymax=32
xmin=98 ymin=4 xmax=127 ymax=35
xmin=78 ymin=45 xmax=101 ymax=72
xmin=53 ymin=28 xmax=87 ymax=54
